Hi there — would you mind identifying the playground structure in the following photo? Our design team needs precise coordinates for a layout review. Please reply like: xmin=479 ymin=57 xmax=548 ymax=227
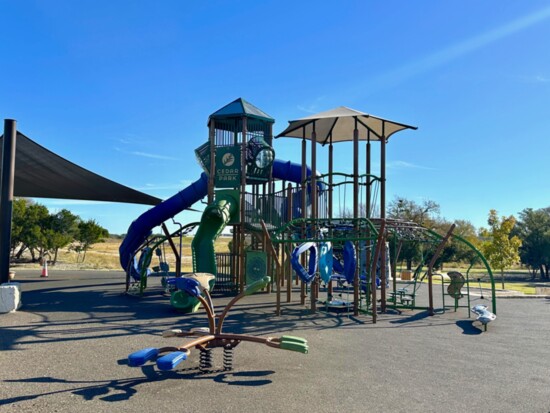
xmin=119 ymin=98 xmax=498 ymax=324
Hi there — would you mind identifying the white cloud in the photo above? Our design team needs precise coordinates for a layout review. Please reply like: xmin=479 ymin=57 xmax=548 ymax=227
xmin=114 ymin=146 xmax=178 ymax=161
xmin=136 ymin=180 xmax=194 ymax=192
xmin=297 ymin=96 xmax=327 ymax=114
xmin=518 ymin=74 xmax=550 ymax=83
xmin=129 ymin=151 xmax=178 ymax=161
xmin=109 ymin=133 xmax=148 ymax=146
xmin=38 ymin=199 xmax=110 ymax=206
xmin=373 ymin=5 xmax=550 ymax=88
xmin=387 ymin=160 xmax=436 ymax=170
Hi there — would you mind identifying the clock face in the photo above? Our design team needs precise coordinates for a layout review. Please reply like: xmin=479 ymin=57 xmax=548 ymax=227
xmin=254 ymin=148 xmax=274 ymax=169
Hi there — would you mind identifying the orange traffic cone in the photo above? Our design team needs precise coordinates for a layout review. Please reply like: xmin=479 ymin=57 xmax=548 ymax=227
xmin=41 ymin=260 xmax=48 ymax=278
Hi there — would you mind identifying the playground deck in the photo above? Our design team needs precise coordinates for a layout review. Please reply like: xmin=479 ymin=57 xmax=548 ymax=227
xmin=1 ymin=270 xmax=549 ymax=413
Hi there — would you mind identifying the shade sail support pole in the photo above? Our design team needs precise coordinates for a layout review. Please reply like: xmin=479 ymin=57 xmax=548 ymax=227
xmin=0 ymin=119 xmax=17 ymax=284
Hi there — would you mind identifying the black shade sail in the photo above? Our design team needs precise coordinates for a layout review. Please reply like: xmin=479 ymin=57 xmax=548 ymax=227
xmin=0 ymin=132 xmax=162 ymax=206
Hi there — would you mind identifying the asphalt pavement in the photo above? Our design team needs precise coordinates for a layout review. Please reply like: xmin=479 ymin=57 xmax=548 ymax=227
xmin=1 ymin=270 xmax=549 ymax=413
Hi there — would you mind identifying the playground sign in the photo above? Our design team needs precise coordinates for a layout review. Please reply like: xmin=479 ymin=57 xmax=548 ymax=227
xmin=215 ymin=146 xmax=241 ymax=188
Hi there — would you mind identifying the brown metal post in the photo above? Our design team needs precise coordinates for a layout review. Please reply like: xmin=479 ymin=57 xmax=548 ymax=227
xmin=301 ymin=134 xmax=307 ymax=216
xmin=428 ymin=224 xmax=456 ymax=315
xmin=328 ymin=135 xmax=333 ymax=219
xmin=353 ymin=120 xmax=359 ymax=220
xmin=270 ymin=179 xmax=276 ymax=292
xmin=208 ymin=121 xmax=215 ymax=203
xmin=353 ymin=120 xmax=360 ymax=315
xmin=380 ymin=240 xmax=387 ymax=312
xmin=310 ymin=124 xmax=317 ymax=313
xmin=393 ymin=240 xmax=403 ymax=298
xmin=300 ymin=134 xmax=306 ymax=301
xmin=370 ymin=220 xmax=386 ymax=323
xmin=239 ymin=116 xmax=248 ymax=292
xmin=286 ymin=182 xmax=293 ymax=302
xmin=379 ymin=124 xmax=387 ymax=312
xmin=231 ymin=225 xmax=238 ymax=287
xmin=366 ymin=132 xmax=371 ymax=219
xmin=328 ymin=135 xmax=334 ymax=298
xmin=0 ymin=119 xmax=17 ymax=284
xmin=365 ymin=133 xmax=372 ymax=295
xmin=311 ymin=127 xmax=317 ymax=219
xmin=161 ymin=223 xmax=181 ymax=277
xmin=261 ymin=182 xmax=273 ymax=293
xmin=380 ymin=122 xmax=386 ymax=220
xmin=260 ymin=220 xmax=281 ymax=316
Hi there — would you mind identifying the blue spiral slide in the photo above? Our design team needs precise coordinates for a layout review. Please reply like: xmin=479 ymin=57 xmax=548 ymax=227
xmin=119 ymin=159 xmax=317 ymax=272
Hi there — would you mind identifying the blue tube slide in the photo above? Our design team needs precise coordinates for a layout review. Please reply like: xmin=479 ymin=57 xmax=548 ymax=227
xmin=272 ymin=159 xmax=324 ymax=191
xmin=119 ymin=173 xmax=209 ymax=271
xmin=330 ymin=241 xmax=357 ymax=284
xmin=273 ymin=159 xmax=324 ymax=219
xmin=119 ymin=159 xmax=318 ymax=272
xmin=291 ymin=242 xmax=318 ymax=284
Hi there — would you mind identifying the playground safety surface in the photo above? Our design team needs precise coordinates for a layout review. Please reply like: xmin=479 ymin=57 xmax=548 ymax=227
xmin=1 ymin=270 xmax=549 ymax=413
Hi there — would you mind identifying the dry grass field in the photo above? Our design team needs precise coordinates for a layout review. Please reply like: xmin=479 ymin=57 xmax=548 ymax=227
xmin=12 ymin=236 xmax=232 ymax=272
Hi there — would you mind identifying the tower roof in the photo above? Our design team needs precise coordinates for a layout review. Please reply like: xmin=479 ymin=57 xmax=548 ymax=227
xmin=208 ymin=98 xmax=274 ymax=124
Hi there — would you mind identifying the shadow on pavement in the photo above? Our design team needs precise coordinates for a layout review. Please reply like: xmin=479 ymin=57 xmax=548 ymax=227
xmin=455 ymin=319 xmax=482 ymax=335
xmin=1 ymin=366 xmax=274 ymax=406
xmin=1 ymin=278 xmax=369 ymax=353
xmin=390 ymin=311 xmax=431 ymax=324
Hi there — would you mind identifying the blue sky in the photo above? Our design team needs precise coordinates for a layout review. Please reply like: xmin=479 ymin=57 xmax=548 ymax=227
xmin=1 ymin=0 xmax=549 ymax=235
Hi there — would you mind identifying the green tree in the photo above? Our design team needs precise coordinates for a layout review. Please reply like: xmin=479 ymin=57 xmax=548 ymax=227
xmin=514 ymin=207 xmax=550 ymax=280
xmin=74 ymin=219 xmax=109 ymax=262
xmin=480 ymin=209 xmax=522 ymax=289
xmin=387 ymin=197 xmax=441 ymax=270
xmin=434 ymin=219 xmax=481 ymax=268
xmin=45 ymin=209 xmax=80 ymax=264
xmin=11 ymin=198 xmax=29 ymax=258
xmin=11 ymin=199 xmax=50 ymax=261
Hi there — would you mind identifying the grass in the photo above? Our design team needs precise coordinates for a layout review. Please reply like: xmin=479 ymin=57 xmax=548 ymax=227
xmin=409 ymin=271 xmax=538 ymax=295
xmin=13 ymin=236 xmax=232 ymax=272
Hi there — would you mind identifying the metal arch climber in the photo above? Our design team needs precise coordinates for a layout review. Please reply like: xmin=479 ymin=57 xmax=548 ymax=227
xmin=374 ymin=218 xmax=497 ymax=316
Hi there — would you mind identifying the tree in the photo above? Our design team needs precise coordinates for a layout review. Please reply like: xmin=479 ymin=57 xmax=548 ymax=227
xmin=11 ymin=198 xmax=29 ymax=258
xmin=480 ymin=210 xmax=522 ymax=289
xmin=433 ymin=219 xmax=481 ymax=268
xmin=74 ymin=219 xmax=109 ymax=262
xmin=45 ymin=209 xmax=80 ymax=264
xmin=387 ymin=197 xmax=441 ymax=270
xmin=388 ymin=197 xmax=440 ymax=227
xmin=11 ymin=199 xmax=50 ymax=261
xmin=514 ymin=207 xmax=550 ymax=280
xmin=451 ymin=219 xmax=481 ymax=261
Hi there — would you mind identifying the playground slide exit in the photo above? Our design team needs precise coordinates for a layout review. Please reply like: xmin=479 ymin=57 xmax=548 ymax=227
xmin=119 ymin=159 xmax=317 ymax=272
xmin=119 ymin=173 xmax=208 ymax=271
xmin=191 ymin=191 xmax=238 ymax=275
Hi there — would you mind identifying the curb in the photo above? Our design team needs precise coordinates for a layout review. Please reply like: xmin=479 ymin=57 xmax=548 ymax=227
xmin=469 ymin=291 xmax=549 ymax=299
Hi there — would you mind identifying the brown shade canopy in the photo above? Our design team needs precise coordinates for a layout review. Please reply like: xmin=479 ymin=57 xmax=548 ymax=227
xmin=0 ymin=132 xmax=161 ymax=205
xmin=275 ymin=106 xmax=417 ymax=144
